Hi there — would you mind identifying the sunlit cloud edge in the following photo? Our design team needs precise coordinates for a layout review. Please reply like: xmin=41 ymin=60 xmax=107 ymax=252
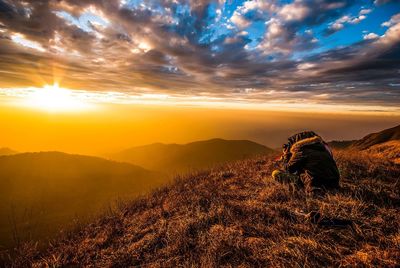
xmin=0 ymin=86 xmax=399 ymax=115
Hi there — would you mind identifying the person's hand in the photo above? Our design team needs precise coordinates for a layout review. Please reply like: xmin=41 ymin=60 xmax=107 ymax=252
xmin=282 ymin=152 xmax=292 ymax=162
xmin=273 ymin=158 xmax=282 ymax=169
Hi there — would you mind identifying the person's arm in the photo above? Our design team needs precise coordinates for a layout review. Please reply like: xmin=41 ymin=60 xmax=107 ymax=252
xmin=275 ymin=151 xmax=292 ymax=170
xmin=286 ymin=149 xmax=305 ymax=174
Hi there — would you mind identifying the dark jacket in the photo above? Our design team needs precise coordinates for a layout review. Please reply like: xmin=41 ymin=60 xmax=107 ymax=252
xmin=285 ymin=135 xmax=340 ymax=190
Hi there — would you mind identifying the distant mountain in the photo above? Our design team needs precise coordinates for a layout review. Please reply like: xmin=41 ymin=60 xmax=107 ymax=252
xmin=351 ymin=125 xmax=400 ymax=150
xmin=327 ymin=140 xmax=356 ymax=150
xmin=0 ymin=152 xmax=163 ymax=248
xmin=0 ymin=147 xmax=17 ymax=156
xmin=110 ymin=138 xmax=274 ymax=173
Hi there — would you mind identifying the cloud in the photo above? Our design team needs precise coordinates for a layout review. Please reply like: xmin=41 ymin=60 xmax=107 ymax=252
xmin=278 ymin=2 xmax=310 ymax=22
xmin=363 ymin=32 xmax=379 ymax=40
xmin=359 ymin=9 xmax=372 ymax=15
xmin=256 ymin=0 xmax=359 ymax=56
xmin=382 ymin=13 xmax=400 ymax=27
xmin=325 ymin=7 xmax=372 ymax=35
xmin=242 ymin=0 xmax=277 ymax=13
xmin=10 ymin=33 xmax=46 ymax=52
xmin=257 ymin=18 xmax=317 ymax=57
xmin=297 ymin=62 xmax=316 ymax=70
xmin=300 ymin=21 xmax=400 ymax=93
xmin=378 ymin=19 xmax=400 ymax=45
xmin=229 ymin=0 xmax=277 ymax=30
xmin=0 ymin=0 xmax=398 ymax=108
xmin=230 ymin=11 xmax=251 ymax=29
xmin=374 ymin=0 xmax=399 ymax=5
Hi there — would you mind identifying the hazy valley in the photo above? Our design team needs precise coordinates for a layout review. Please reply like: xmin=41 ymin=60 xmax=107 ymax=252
xmin=0 ymin=139 xmax=272 ymax=251
xmin=0 ymin=152 xmax=162 ymax=249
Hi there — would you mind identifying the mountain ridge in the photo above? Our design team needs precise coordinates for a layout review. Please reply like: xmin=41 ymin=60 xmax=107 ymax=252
xmin=110 ymin=138 xmax=274 ymax=173
xmin=351 ymin=124 xmax=400 ymax=150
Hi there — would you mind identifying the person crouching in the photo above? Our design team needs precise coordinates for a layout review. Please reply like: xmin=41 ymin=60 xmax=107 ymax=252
xmin=272 ymin=131 xmax=340 ymax=195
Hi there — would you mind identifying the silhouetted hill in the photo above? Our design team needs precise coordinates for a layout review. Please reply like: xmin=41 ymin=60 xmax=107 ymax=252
xmin=0 ymin=152 xmax=163 ymax=249
xmin=0 ymin=148 xmax=17 ymax=156
xmin=351 ymin=124 xmax=400 ymax=150
xmin=111 ymin=138 xmax=274 ymax=173
xmin=12 ymin=150 xmax=400 ymax=267
xmin=326 ymin=125 xmax=400 ymax=151
xmin=327 ymin=140 xmax=355 ymax=150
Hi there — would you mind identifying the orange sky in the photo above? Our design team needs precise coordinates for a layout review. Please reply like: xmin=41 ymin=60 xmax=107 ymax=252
xmin=1 ymin=101 xmax=399 ymax=155
xmin=0 ymin=0 xmax=399 ymax=154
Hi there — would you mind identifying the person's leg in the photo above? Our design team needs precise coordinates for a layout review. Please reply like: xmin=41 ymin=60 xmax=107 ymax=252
xmin=300 ymin=171 xmax=324 ymax=197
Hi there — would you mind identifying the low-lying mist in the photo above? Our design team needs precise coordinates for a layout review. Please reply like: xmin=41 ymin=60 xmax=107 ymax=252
xmin=1 ymin=105 xmax=399 ymax=155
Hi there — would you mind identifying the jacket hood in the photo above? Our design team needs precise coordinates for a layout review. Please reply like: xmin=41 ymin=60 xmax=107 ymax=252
xmin=290 ymin=136 xmax=323 ymax=153
xmin=287 ymin=131 xmax=319 ymax=146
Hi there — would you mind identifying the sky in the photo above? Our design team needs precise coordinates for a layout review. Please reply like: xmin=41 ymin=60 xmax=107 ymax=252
xmin=0 ymin=0 xmax=399 ymax=110
xmin=0 ymin=0 xmax=399 ymax=153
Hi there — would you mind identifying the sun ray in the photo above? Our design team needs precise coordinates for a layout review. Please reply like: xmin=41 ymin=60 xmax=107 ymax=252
xmin=22 ymin=83 xmax=91 ymax=112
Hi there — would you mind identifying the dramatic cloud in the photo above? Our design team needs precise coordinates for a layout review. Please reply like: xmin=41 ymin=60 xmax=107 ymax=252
xmin=0 ymin=0 xmax=399 ymax=109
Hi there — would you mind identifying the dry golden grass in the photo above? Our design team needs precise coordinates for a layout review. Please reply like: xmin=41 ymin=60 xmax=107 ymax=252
xmin=364 ymin=140 xmax=400 ymax=164
xmin=5 ymin=150 xmax=400 ymax=267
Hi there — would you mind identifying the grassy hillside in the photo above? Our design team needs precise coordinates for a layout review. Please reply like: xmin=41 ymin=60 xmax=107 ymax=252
xmin=0 ymin=152 xmax=163 ymax=249
xmin=10 ymin=150 xmax=399 ymax=267
xmin=351 ymin=124 xmax=400 ymax=150
xmin=365 ymin=140 xmax=400 ymax=164
xmin=348 ymin=124 xmax=400 ymax=164
xmin=110 ymin=138 xmax=274 ymax=174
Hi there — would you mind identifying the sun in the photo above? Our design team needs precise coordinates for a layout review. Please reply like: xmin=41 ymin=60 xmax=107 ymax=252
xmin=24 ymin=83 xmax=90 ymax=112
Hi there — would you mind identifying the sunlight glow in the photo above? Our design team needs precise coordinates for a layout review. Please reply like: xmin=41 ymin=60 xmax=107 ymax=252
xmin=22 ymin=83 xmax=91 ymax=112
xmin=1 ymin=86 xmax=399 ymax=115
xmin=132 ymin=41 xmax=152 ymax=53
